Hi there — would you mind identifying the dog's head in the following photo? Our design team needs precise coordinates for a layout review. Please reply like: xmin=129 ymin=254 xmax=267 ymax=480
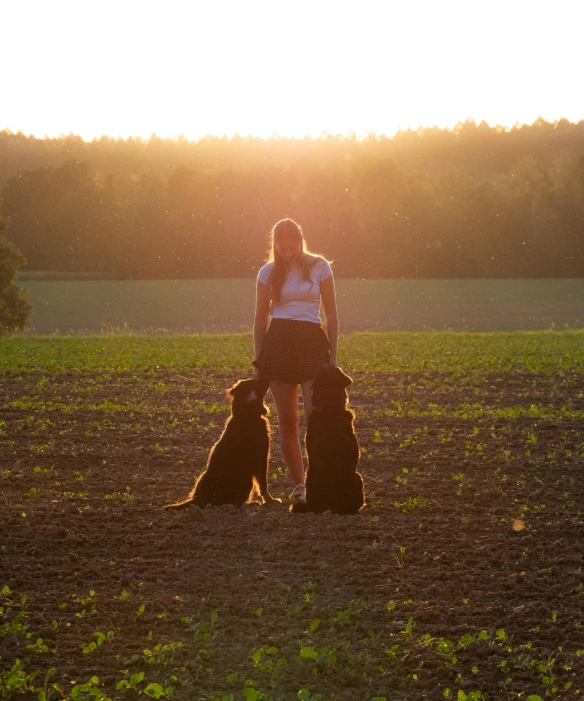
xmin=227 ymin=378 xmax=270 ymax=416
xmin=311 ymin=365 xmax=352 ymax=410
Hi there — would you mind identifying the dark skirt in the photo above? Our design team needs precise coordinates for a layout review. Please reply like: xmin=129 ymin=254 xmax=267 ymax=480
xmin=258 ymin=318 xmax=330 ymax=384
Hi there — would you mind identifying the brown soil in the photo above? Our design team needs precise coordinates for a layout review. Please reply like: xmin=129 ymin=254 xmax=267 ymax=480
xmin=1 ymin=370 xmax=583 ymax=700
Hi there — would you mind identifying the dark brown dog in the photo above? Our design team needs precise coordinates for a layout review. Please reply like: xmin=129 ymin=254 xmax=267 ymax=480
xmin=164 ymin=378 xmax=277 ymax=509
xmin=291 ymin=365 xmax=364 ymax=515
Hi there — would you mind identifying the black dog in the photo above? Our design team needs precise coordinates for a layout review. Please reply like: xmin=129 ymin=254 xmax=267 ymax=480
xmin=291 ymin=365 xmax=364 ymax=515
xmin=164 ymin=378 xmax=277 ymax=510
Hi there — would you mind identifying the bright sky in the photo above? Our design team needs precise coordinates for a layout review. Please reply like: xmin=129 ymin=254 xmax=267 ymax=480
xmin=2 ymin=0 xmax=583 ymax=141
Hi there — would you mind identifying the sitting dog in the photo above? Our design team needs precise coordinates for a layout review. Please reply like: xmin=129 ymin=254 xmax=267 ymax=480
xmin=164 ymin=378 xmax=277 ymax=509
xmin=291 ymin=365 xmax=364 ymax=515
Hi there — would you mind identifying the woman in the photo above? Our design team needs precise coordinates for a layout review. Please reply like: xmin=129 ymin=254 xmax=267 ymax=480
xmin=253 ymin=218 xmax=339 ymax=504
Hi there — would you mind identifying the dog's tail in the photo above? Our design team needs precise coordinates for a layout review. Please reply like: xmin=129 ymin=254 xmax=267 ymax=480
xmin=289 ymin=501 xmax=309 ymax=514
xmin=163 ymin=496 xmax=194 ymax=511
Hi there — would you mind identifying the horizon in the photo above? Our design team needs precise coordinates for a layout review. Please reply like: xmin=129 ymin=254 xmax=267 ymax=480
xmin=3 ymin=115 xmax=583 ymax=145
xmin=3 ymin=0 xmax=583 ymax=142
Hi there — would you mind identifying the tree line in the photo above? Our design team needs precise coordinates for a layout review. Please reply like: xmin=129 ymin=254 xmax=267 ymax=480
xmin=1 ymin=119 xmax=584 ymax=279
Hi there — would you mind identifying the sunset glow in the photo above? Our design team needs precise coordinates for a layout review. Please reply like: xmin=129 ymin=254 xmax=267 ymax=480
xmin=3 ymin=0 xmax=583 ymax=141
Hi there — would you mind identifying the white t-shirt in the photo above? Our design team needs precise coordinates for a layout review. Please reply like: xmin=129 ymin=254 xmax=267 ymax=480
xmin=257 ymin=257 xmax=333 ymax=325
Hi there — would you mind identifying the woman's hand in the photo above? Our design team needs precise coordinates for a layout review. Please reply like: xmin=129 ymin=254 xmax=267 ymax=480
xmin=321 ymin=275 xmax=339 ymax=371
xmin=253 ymin=366 xmax=260 ymax=380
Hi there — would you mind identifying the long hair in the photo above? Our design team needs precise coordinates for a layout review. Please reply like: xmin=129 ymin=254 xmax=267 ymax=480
xmin=267 ymin=219 xmax=330 ymax=303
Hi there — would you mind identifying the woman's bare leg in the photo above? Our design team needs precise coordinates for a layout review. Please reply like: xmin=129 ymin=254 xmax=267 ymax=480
xmin=270 ymin=381 xmax=305 ymax=486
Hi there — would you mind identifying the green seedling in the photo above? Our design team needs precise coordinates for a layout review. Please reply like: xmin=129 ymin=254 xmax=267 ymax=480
xmin=116 ymin=672 xmax=145 ymax=691
xmin=26 ymin=636 xmax=50 ymax=654
xmin=251 ymin=646 xmax=284 ymax=673
xmin=299 ymin=646 xmax=337 ymax=673
xmin=329 ymin=601 xmax=363 ymax=626
xmin=0 ymin=589 xmax=29 ymax=638
xmin=400 ymin=617 xmax=416 ymax=641
xmin=394 ymin=496 xmax=427 ymax=512
xmin=37 ymin=667 xmax=60 ymax=701
xmin=242 ymin=679 xmax=266 ymax=701
xmin=69 ymin=676 xmax=113 ymax=701
xmin=142 ymin=641 xmax=183 ymax=666
xmin=393 ymin=546 xmax=406 ymax=568
xmin=116 ymin=671 xmax=172 ymax=697
xmin=308 ymin=619 xmax=320 ymax=633
xmin=451 ymin=691 xmax=482 ymax=700
xmin=0 ymin=659 xmax=39 ymax=697
xmin=181 ymin=610 xmax=218 ymax=643
xmin=297 ymin=691 xmax=327 ymax=701
xmin=301 ymin=581 xmax=318 ymax=603
xmin=82 ymin=630 xmax=115 ymax=654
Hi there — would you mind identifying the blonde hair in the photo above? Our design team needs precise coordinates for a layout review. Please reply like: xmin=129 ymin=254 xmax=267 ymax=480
xmin=267 ymin=219 xmax=330 ymax=303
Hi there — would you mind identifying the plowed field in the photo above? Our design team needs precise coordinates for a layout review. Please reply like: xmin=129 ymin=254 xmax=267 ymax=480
xmin=1 ymin=333 xmax=583 ymax=701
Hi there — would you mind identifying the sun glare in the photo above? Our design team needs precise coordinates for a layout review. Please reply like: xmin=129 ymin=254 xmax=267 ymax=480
xmin=1 ymin=0 xmax=582 ymax=140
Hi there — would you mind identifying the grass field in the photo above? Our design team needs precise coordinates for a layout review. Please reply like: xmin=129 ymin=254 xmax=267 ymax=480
xmin=1 ymin=332 xmax=584 ymax=700
xmin=19 ymin=278 xmax=584 ymax=334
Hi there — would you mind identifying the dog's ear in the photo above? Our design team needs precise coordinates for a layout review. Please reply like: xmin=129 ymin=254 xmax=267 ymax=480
xmin=335 ymin=368 xmax=352 ymax=387
xmin=227 ymin=380 xmax=244 ymax=398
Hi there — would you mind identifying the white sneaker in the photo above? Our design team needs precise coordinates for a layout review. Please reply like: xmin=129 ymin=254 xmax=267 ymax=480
xmin=289 ymin=483 xmax=306 ymax=503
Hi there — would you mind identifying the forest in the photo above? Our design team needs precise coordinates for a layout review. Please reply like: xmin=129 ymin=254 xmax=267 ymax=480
xmin=1 ymin=118 xmax=583 ymax=279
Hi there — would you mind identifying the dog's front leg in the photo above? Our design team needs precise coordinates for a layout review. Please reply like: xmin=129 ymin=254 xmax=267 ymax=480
xmin=256 ymin=472 xmax=279 ymax=504
xmin=254 ymin=461 xmax=280 ymax=504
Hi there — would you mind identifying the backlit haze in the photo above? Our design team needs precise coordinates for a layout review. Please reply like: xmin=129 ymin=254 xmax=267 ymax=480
xmin=3 ymin=0 xmax=583 ymax=141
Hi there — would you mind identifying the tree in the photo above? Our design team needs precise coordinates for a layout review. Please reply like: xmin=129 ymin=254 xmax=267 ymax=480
xmin=0 ymin=218 xmax=32 ymax=332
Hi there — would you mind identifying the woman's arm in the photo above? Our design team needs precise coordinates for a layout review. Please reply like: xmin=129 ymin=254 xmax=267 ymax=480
xmin=320 ymin=274 xmax=339 ymax=367
xmin=253 ymin=280 xmax=271 ymax=377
